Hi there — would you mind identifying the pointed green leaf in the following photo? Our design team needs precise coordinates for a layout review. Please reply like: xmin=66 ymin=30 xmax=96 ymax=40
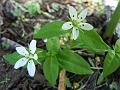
xmin=36 ymin=50 xmax=47 ymax=62
xmin=97 ymin=72 xmax=104 ymax=85
xmin=43 ymin=55 xmax=59 ymax=85
xmin=103 ymin=39 xmax=120 ymax=78
xmin=46 ymin=37 xmax=60 ymax=52
xmin=34 ymin=21 xmax=67 ymax=38
xmin=115 ymin=39 xmax=120 ymax=53
xmin=58 ymin=49 xmax=93 ymax=74
xmin=3 ymin=52 xmax=23 ymax=65
xmin=25 ymin=2 xmax=40 ymax=15
xmin=103 ymin=50 xmax=120 ymax=78
xmin=71 ymin=30 xmax=110 ymax=53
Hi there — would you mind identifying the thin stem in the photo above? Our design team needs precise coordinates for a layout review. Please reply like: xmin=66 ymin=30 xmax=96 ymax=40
xmin=91 ymin=67 xmax=103 ymax=70
xmin=58 ymin=69 xmax=66 ymax=90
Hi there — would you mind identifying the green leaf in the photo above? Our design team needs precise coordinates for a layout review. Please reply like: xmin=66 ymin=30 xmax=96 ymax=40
xmin=97 ymin=72 xmax=104 ymax=85
xmin=46 ymin=37 xmax=60 ymax=52
xmin=43 ymin=55 xmax=59 ymax=85
xmin=114 ymin=39 xmax=120 ymax=53
xmin=71 ymin=30 xmax=110 ymax=53
xmin=3 ymin=52 xmax=23 ymax=65
xmin=58 ymin=49 xmax=93 ymax=74
xmin=103 ymin=39 xmax=120 ymax=78
xmin=34 ymin=21 xmax=67 ymax=38
xmin=103 ymin=50 xmax=120 ymax=78
xmin=36 ymin=49 xmax=46 ymax=62
xmin=26 ymin=2 xmax=40 ymax=15
xmin=105 ymin=1 xmax=120 ymax=37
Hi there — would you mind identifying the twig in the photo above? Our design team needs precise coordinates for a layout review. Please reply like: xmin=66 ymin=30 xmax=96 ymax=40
xmin=91 ymin=67 xmax=103 ymax=70
xmin=74 ymin=50 xmax=95 ymax=58
xmin=95 ymin=83 xmax=106 ymax=89
xmin=58 ymin=69 xmax=66 ymax=90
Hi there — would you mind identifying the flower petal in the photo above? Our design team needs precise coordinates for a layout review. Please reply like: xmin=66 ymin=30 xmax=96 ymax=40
xmin=14 ymin=57 xmax=28 ymax=69
xmin=78 ymin=9 xmax=87 ymax=21
xmin=68 ymin=6 xmax=77 ymax=20
xmin=43 ymin=39 xmax=48 ymax=42
xmin=34 ymin=54 xmax=38 ymax=60
xmin=72 ymin=27 xmax=79 ymax=40
xmin=62 ymin=22 xmax=73 ymax=30
xmin=16 ymin=47 xmax=29 ymax=57
xmin=29 ymin=40 xmax=37 ymax=54
xmin=80 ymin=23 xmax=93 ymax=30
xmin=27 ymin=60 xmax=36 ymax=77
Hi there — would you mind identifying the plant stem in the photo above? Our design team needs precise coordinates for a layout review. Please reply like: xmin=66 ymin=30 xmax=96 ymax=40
xmin=105 ymin=1 xmax=120 ymax=38
xmin=58 ymin=69 xmax=66 ymax=90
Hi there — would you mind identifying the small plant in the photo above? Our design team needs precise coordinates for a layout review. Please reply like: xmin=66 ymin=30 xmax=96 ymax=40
xmin=11 ymin=0 xmax=41 ymax=17
xmin=25 ymin=1 xmax=41 ymax=15
xmin=4 ymin=1 xmax=120 ymax=89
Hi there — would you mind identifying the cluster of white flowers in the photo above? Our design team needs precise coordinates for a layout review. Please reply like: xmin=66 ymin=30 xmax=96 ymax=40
xmin=14 ymin=40 xmax=38 ymax=77
xmin=62 ymin=6 xmax=93 ymax=40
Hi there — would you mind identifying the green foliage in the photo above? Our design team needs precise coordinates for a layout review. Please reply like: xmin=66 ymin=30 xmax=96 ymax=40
xmin=34 ymin=21 xmax=68 ymax=38
xmin=105 ymin=1 xmax=120 ymax=37
xmin=42 ymin=37 xmax=93 ymax=85
xmin=25 ymin=2 xmax=40 ymax=15
xmin=43 ymin=55 xmax=59 ymax=86
xmin=103 ymin=50 xmax=116 ymax=77
xmin=103 ymin=39 xmax=120 ymax=78
xmin=98 ymin=39 xmax=120 ymax=84
xmin=97 ymin=72 xmax=104 ymax=85
xmin=36 ymin=49 xmax=47 ymax=61
xmin=3 ymin=52 xmax=23 ymax=65
xmin=71 ymin=30 xmax=110 ymax=53
xmin=46 ymin=37 xmax=60 ymax=52
xmin=58 ymin=49 xmax=93 ymax=74
xmin=114 ymin=39 xmax=120 ymax=53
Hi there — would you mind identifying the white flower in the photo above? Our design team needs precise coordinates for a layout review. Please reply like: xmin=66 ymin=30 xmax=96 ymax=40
xmin=62 ymin=6 xmax=93 ymax=40
xmin=43 ymin=39 xmax=48 ymax=43
xmin=14 ymin=40 xmax=38 ymax=77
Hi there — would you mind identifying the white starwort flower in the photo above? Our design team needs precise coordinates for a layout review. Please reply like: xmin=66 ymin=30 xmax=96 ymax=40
xmin=14 ymin=40 xmax=38 ymax=77
xmin=62 ymin=6 xmax=93 ymax=40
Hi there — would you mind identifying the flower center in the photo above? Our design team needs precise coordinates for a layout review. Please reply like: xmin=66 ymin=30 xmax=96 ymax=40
xmin=29 ymin=54 xmax=34 ymax=59
xmin=72 ymin=20 xmax=80 ymax=27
